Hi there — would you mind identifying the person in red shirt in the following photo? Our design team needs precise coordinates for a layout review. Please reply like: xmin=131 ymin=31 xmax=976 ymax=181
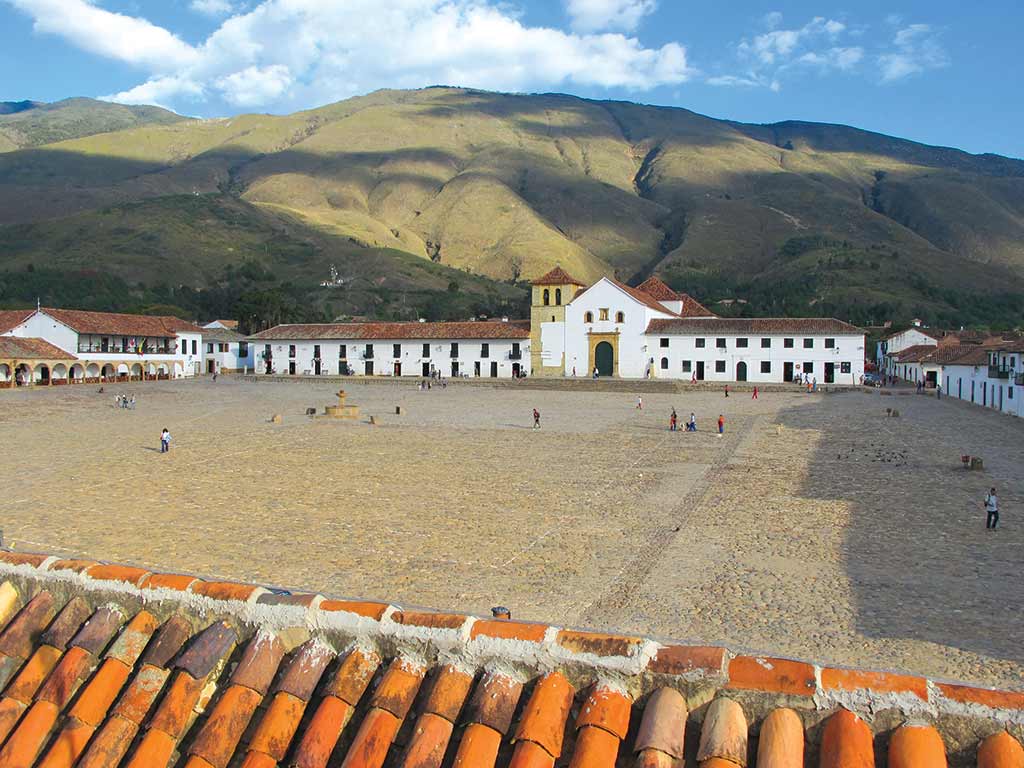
xmin=752 ymin=386 xmax=759 ymax=399
xmin=718 ymin=414 xmax=725 ymax=434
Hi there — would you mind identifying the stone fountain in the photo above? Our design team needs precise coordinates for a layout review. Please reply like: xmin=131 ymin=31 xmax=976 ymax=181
xmin=324 ymin=389 xmax=360 ymax=419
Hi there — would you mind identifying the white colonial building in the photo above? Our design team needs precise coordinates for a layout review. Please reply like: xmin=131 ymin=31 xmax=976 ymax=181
xmin=0 ymin=307 xmax=204 ymax=384
xmin=202 ymin=326 xmax=253 ymax=374
xmin=529 ymin=269 xmax=865 ymax=383
xmin=249 ymin=321 xmax=530 ymax=379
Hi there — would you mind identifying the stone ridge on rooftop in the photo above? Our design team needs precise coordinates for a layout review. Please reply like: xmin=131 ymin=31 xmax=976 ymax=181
xmin=0 ymin=550 xmax=1019 ymax=767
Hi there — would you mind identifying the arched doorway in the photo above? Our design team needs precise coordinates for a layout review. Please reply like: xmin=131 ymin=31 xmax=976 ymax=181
xmin=130 ymin=363 xmax=142 ymax=380
xmin=736 ymin=361 xmax=747 ymax=382
xmin=101 ymin=364 xmax=116 ymax=381
xmin=35 ymin=364 xmax=50 ymax=384
xmin=52 ymin=364 xmax=68 ymax=382
xmin=0 ymin=363 xmax=10 ymax=384
xmin=15 ymin=363 xmax=32 ymax=386
xmin=595 ymin=342 xmax=614 ymax=377
xmin=70 ymin=364 xmax=84 ymax=382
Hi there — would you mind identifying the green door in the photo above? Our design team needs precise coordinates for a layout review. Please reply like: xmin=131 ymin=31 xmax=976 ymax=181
xmin=595 ymin=341 xmax=614 ymax=377
xmin=736 ymin=361 xmax=747 ymax=381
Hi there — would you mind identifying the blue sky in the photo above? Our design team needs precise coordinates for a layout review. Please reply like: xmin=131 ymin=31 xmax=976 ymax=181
xmin=2 ymin=0 xmax=1021 ymax=158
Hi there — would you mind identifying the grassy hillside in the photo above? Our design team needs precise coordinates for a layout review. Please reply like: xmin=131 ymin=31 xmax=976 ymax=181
xmin=0 ymin=98 xmax=185 ymax=151
xmin=0 ymin=87 xmax=1022 ymax=326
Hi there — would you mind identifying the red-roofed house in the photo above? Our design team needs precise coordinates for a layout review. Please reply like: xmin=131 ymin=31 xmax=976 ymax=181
xmin=3 ymin=307 xmax=204 ymax=382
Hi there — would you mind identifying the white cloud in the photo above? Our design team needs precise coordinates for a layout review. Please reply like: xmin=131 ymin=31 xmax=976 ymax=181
xmin=6 ymin=0 xmax=197 ymax=71
xmin=565 ymin=0 xmax=657 ymax=33
xmin=879 ymin=23 xmax=949 ymax=81
xmin=738 ymin=16 xmax=847 ymax=66
xmin=763 ymin=11 xmax=783 ymax=31
xmin=798 ymin=46 xmax=864 ymax=71
xmin=6 ymin=0 xmax=692 ymax=112
xmin=190 ymin=0 xmax=235 ymax=16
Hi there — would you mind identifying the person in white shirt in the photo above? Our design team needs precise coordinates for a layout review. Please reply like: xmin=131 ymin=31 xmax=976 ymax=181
xmin=985 ymin=488 xmax=999 ymax=530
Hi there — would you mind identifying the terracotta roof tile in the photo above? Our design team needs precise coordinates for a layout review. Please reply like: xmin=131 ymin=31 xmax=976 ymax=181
xmin=889 ymin=724 xmax=947 ymax=768
xmin=649 ymin=316 xmax=863 ymax=336
xmin=531 ymin=266 xmax=586 ymax=286
xmin=697 ymin=697 xmax=748 ymax=766
xmin=469 ymin=618 xmax=548 ymax=643
xmin=573 ymin=278 xmax=676 ymax=316
xmin=513 ymin=672 xmax=575 ymax=758
xmin=634 ymin=687 xmax=687 ymax=759
xmin=462 ymin=672 xmax=523 ymax=735
xmin=977 ymin=731 xmax=1024 ymax=768
xmin=0 ymin=309 xmax=34 ymax=334
xmin=0 ymin=551 xmax=1020 ymax=768
xmin=636 ymin=276 xmax=683 ymax=301
xmin=42 ymin=307 xmax=203 ymax=337
xmin=250 ymin=320 xmax=530 ymax=341
xmin=0 ymin=337 xmax=77 ymax=360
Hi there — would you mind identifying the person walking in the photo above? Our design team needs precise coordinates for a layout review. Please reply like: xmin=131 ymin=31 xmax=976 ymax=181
xmin=724 ymin=384 xmax=729 ymax=398
xmin=985 ymin=488 xmax=999 ymax=529
xmin=636 ymin=395 xmax=643 ymax=410
xmin=670 ymin=408 xmax=677 ymax=431
xmin=593 ymin=366 xmax=599 ymax=379
xmin=533 ymin=408 xmax=541 ymax=430
xmin=717 ymin=414 xmax=725 ymax=435
xmin=687 ymin=412 xmax=697 ymax=431
xmin=752 ymin=386 xmax=759 ymax=400
xmin=160 ymin=428 xmax=172 ymax=453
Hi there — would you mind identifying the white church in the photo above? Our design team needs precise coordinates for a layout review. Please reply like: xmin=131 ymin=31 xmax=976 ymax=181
xmin=249 ymin=267 xmax=865 ymax=384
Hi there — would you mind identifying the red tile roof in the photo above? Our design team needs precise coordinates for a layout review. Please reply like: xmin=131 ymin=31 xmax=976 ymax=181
xmin=918 ymin=344 xmax=991 ymax=366
xmin=249 ymin=321 xmax=530 ymax=341
xmin=573 ymin=278 xmax=677 ymax=316
xmin=0 ymin=551 xmax=1020 ymax=768
xmin=530 ymin=266 xmax=585 ymax=286
xmin=677 ymin=294 xmax=717 ymax=318
xmin=636 ymin=276 xmax=682 ymax=301
xmin=891 ymin=344 xmax=938 ymax=363
xmin=0 ymin=309 xmax=34 ymax=335
xmin=647 ymin=317 xmax=863 ymax=335
xmin=42 ymin=308 xmax=203 ymax=337
xmin=0 ymin=338 xmax=77 ymax=360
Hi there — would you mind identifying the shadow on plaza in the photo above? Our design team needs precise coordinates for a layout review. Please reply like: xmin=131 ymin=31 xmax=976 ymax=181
xmin=775 ymin=393 xmax=1024 ymax=667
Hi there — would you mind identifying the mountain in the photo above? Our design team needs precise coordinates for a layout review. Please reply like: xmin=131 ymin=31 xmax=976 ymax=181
xmin=0 ymin=97 xmax=185 ymax=151
xmin=1 ymin=87 xmax=1022 ymax=327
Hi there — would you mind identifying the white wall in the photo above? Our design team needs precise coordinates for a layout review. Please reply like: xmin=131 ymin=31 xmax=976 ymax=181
xmin=563 ymin=280 xmax=673 ymax=378
xmin=254 ymin=337 xmax=530 ymax=378
xmin=650 ymin=333 xmax=864 ymax=384
xmin=8 ymin=312 xmax=78 ymax=351
xmin=204 ymin=341 xmax=254 ymax=373
xmin=887 ymin=328 xmax=937 ymax=355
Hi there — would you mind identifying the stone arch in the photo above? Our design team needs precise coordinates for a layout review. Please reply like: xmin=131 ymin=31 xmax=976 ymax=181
xmin=101 ymin=364 xmax=116 ymax=381
xmin=34 ymin=364 xmax=50 ymax=384
xmin=172 ymin=361 xmax=183 ymax=378
xmin=0 ymin=363 xmax=11 ymax=383
xmin=146 ymin=363 xmax=157 ymax=376
xmin=157 ymin=363 xmax=169 ymax=379
xmin=86 ymin=363 xmax=100 ymax=380
xmin=52 ymin=363 xmax=68 ymax=381
xmin=130 ymin=363 xmax=142 ymax=379
xmin=70 ymin=364 xmax=85 ymax=382
xmin=15 ymin=362 xmax=33 ymax=386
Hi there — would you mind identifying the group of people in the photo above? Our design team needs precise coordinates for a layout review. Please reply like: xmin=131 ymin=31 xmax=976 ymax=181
xmin=114 ymin=392 xmax=136 ymax=409
xmin=668 ymin=408 xmax=724 ymax=433
xmin=417 ymin=377 xmax=447 ymax=391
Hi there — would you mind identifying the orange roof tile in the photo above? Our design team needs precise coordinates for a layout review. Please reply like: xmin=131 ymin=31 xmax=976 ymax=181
xmin=636 ymin=276 xmax=683 ymax=301
xmin=0 ymin=337 xmax=77 ymax=361
xmin=42 ymin=307 xmax=203 ymax=337
xmin=530 ymin=266 xmax=585 ymax=286
xmin=0 ymin=552 xmax=1018 ymax=768
xmin=0 ymin=309 xmax=34 ymax=334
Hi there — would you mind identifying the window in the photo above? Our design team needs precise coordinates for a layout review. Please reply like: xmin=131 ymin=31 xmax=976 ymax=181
xmin=365 ymin=344 xmax=374 ymax=359
xmin=191 ymin=340 xmax=197 ymax=355
xmin=825 ymin=338 xmax=835 ymax=349
xmin=585 ymin=311 xmax=594 ymax=323
xmin=761 ymin=361 xmax=771 ymax=374
xmin=841 ymin=362 xmax=852 ymax=374
xmin=450 ymin=342 xmax=459 ymax=358
xmin=804 ymin=362 xmax=814 ymax=374
xmin=481 ymin=343 xmax=490 ymax=358
xmin=716 ymin=338 xmax=726 ymax=349
xmin=207 ymin=343 xmax=214 ymax=354
xmin=681 ymin=360 xmax=692 ymax=373
xmin=696 ymin=338 xmax=706 ymax=348
xmin=761 ymin=338 xmax=771 ymax=348
xmin=784 ymin=338 xmax=794 ymax=349
xmin=422 ymin=343 xmax=430 ymax=357
xmin=616 ymin=311 xmax=625 ymax=323
xmin=660 ymin=338 xmax=669 ymax=348
xmin=289 ymin=345 xmax=296 ymax=358
xmin=736 ymin=338 xmax=748 ymax=348
xmin=555 ymin=288 xmax=562 ymax=305
xmin=599 ymin=308 xmax=609 ymax=321
xmin=803 ymin=338 xmax=813 ymax=349
xmin=339 ymin=345 xmax=347 ymax=359
xmin=660 ymin=357 xmax=668 ymax=370
xmin=393 ymin=344 xmax=401 ymax=358
xmin=219 ymin=343 xmax=229 ymax=353
xmin=264 ymin=344 xmax=272 ymax=358
xmin=1011 ymin=387 xmax=1015 ymax=400
xmin=715 ymin=360 xmax=726 ymax=373
xmin=313 ymin=345 xmax=321 ymax=359
xmin=511 ymin=343 xmax=521 ymax=359
xmin=239 ymin=342 xmax=248 ymax=358
xmin=543 ymin=289 xmax=550 ymax=306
